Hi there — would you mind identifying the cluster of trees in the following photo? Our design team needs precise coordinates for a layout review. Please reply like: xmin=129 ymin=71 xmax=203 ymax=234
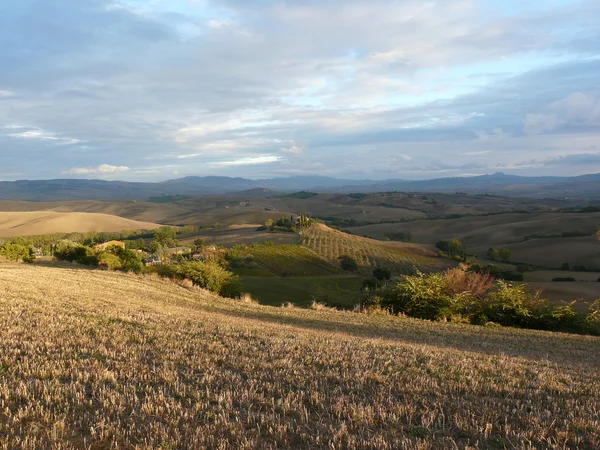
xmin=0 ymin=243 xmax=34 ymax=262
xmin=486 ymin=247 xmax=512 ymax=261
xmin=258 ymin=213 xmax=316 ymax=233
xmin=384 ymin=231 xmax=412 ymax=242
xmin=360 ymin=266 xmax=600 ymax=335
xmin=436 ymin=240 xmax=467 ymax=261
xmin=54 ymin=240 xmax=144 ymax=273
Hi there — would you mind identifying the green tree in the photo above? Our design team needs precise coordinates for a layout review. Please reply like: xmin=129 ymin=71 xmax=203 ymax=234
xmin=339 ymin=255 xmax=359 ymax=272
xmin=193 ymin=238 xmax=206 ymax=252
xmin=498 ymin=248 xmax=512 ymax=262
xmin=0 ymin=243 xmax=34 ymax=262
xmin=487 ymin=248 xmax=500 ymax=261
xmin=97 ymin=252 xmax=123 ymax=270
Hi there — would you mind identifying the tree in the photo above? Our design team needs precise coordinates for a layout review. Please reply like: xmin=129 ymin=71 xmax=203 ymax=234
xmin=339 ymin=255 xmax=358 ymax=272
xmin=97 ymin=252 xmax=123 ymax=271
xmin=0 ymin=243 xmax=34 ymax=262
xmin=114 ymin=248 xmax=143 ymax=273
xmin=193 ymin=238 xmax=206 ymax=252
xmin=447 ymin=239 xmax=466 ymax=260
xmin=487 ymin=248 xmax=500 ymax=261
xmin=498 ymin=248 xmax=512 ymax=262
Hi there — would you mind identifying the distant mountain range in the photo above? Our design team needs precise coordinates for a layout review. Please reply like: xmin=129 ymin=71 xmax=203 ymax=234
xmin=1 ymin=172 xmax=599 ymax=201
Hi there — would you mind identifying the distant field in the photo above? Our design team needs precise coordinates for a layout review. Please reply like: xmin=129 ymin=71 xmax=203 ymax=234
xmin=240 ymin=276 xmax=363 ymax=308
xmin=303 ymin=224 xmax=448 ymax=274
xmin=499 ymin=236 xmax=600 ymax=270
xmin=522 ymin=270 xmax=599 ymax=307
xmin=352 ymin=212 xmax=600 ymax=248
xmin=178 ymin=224 xmax=299 ymax=247
xmin=1 ymin=263 xmax=599 ymax=448
xmin=0 ymin=211 xmax=161 ymax=237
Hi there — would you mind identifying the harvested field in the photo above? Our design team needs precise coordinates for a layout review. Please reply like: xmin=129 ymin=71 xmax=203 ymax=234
xmin=1 ymin=263 xmax=600 ymax=449
xmin=0 ymin=211 xmax=161 ymax=237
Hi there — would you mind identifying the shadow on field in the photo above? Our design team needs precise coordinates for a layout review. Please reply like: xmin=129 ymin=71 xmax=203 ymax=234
xmin=204 ymin=303 xmax=600 ymax=368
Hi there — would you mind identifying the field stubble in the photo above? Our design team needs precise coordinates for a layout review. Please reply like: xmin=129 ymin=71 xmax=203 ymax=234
xmin=0 ymin=263 xmax=599 ymax=449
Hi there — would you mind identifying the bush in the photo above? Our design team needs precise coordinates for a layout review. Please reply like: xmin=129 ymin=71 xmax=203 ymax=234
xmin=97 ymin=252 xmax=123 ymax=271
xmin=361 ymin=278 xmax=381 ymax=292
xmin=552 ymin=277 xmax=576 ymax=282
xmin=561 ymin=262 xmax=571 ymax=271
xmin=360 ymin=267 xmax=597 ymax=334
xmin=174 ymin=261 xmax=240 ymax=297
xmin=339 ymin=255 xmax=358 ymax=272
xmin=0 ymin=243 xmax=34 ymax=262
xmin=502 ymin=271 xmax=524 ymax=281
xmin=54 ymin=240 xmax=89 ymax=263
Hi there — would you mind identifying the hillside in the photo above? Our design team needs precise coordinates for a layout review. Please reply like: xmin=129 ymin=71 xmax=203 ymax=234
xmin=0 ymin=211 xmax=161 ymax=237
xmin=1 ymin=263 xmax=599 ymax=448
xmin=2 ymin=173 xmax=600 ymax=200
xmin=303 ymin=224 xmax=448 ymax=273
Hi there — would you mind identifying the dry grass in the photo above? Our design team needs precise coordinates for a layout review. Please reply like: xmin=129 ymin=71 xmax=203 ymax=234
xmin=0 ymin=211 xmax=161 ymax=237
xmin=1 ymin=263 xmax=600 ymax=449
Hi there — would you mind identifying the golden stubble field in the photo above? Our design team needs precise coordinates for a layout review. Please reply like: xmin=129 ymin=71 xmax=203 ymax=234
xmin=1 ymin=263 xmax=600 ymax=449
xmin=0 ymin=211 xmax=161 ymax=237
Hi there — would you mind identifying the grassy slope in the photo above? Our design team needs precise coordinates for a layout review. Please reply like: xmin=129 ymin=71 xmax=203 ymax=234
xmin=240 ymin=276 xmax=364 ymax=308
xmin=0 ymin=211 xmax=161 ymax=237
xmin=1 ymin=264 xmax=600 ymax=449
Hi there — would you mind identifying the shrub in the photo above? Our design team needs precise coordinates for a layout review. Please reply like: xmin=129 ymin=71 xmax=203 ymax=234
xmin=361 ymin=278 xmax=381 ymax=292
xmin=552 ymin=277 xmax=576 ymax=282
xmin=97 ymin=252 xmax=123 ymax=271
xmin=561 ymin=262 xmax=571 ymax=270
xmin=339 ymin=255 xmax=358 ymax=272
xmin=0 ymin=243 xmax=34 ymax=262
xmin=54 ymin=240 xmax=89 ymax=263
xmin=502 ymin=272 xmax=524 ymax=281
xmin=359 ymin=267 xmax=596 ymax=334
xmin=173 ymin=261 xmax=240 ymax=297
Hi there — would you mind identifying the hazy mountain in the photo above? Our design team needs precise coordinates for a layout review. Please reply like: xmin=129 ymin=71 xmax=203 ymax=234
xmin=1 ymin=172 xmax=599 ymax=201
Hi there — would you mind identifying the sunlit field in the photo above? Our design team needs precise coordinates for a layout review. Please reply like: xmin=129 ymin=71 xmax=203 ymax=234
xmin=1 ymin=263 xmax=599 ymax=449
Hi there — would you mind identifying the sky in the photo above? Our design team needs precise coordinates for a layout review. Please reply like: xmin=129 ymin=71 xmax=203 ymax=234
xmin=1 ymin=0 xmax=599 ymax=181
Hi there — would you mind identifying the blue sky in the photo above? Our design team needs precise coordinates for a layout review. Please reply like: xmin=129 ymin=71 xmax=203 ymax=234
xmin=1 ymin=0 xmax=599 ymax=181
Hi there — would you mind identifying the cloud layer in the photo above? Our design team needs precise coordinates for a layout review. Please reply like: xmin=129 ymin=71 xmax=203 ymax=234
xmin=1 ymin=0 xmax=599 ymax=180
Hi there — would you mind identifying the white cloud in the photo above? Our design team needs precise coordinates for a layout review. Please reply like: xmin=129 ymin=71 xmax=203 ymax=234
xmin=523 ymin=113 xmax=559 ymax=135
xmin=208 ymin=155 xmax=282 ymax=168
xmin=280 ymin=143 xmax=303 ymax=156
xmin=62 ymin=164 xmax=130 ymax=175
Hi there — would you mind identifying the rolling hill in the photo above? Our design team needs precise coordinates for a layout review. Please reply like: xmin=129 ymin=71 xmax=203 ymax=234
xmin=0 ymin=211 xmax=161 ymax=237
xmin=302 ymin=224 xmax=448 ymax=273
xmin=2 ymin=172 xmax=600 ymax=201
xmin=1 ymin=262 xmax=599 ymax=448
